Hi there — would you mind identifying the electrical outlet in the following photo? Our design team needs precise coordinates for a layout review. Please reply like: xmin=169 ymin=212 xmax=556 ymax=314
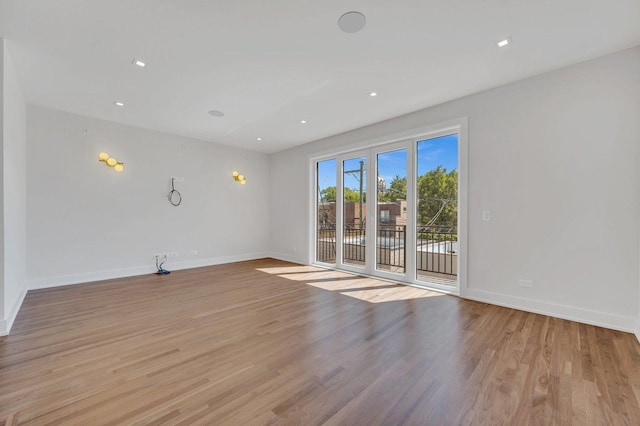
xmin=519 ymin=279 xmax=533 ymax=288
xmin=190 ymin=249 xmax=198 ymax=255
xmin=171 ymin=252 xmax=178 ymax=257
xmin=153 ymin=253 xmax=161 ymax=258
xmin=482 ymin=210 xmax=491 ymax=221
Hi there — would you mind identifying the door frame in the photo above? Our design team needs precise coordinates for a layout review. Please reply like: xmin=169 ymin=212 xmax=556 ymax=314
xmin=308 ymin=118 xmax=468 ymax=297
xmin=336 ymin=149 xmax=371 ymax=275
xmin=369 ymin=140 xmax=414 ymax=284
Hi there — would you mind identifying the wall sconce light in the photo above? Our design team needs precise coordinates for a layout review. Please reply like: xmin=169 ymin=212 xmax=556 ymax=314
xmin=232 ymin=170 xmax=246 ymax=185
xmin=99 ymin=152 xmax=124 ymax=172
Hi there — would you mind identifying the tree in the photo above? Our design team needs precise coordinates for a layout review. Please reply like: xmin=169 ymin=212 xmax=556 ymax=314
xmin=320 ymin=186 xmax=364 ymax=203
xmin=379 ymin=175 xmax=406 ymax=202
xmin=320 ymin=186 xmax=337 ymax=202
xmin=344 ymin=188 xmax=362 ymax=202
xmin=322 ymin=165 xmax=457 ymax=227
xmin=417 ymin=166 xmax=457 ymax=227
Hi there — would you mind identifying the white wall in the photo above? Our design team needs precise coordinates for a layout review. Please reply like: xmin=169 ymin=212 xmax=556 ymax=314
xmin=269 ymin=151 xmax=308 ymax=263
xmin=0 ymin=40 xmax=5 ymax=327
xmin=269 ymin=47 xmax=640 ymax=332
xmin=0 ymin=1 xmax=5 ymax=37
xmin=0 ymin=39 xmax=28 ymax=335
xmin=27 ymin=106 xmax=270 ymax=289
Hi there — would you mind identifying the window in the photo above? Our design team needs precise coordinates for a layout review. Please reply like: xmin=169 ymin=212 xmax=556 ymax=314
xmin=380 ymin=210 xmax=390 ymax=223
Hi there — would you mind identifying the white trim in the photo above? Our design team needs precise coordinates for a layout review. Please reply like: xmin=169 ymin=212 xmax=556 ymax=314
xmin=464 ymin=288 xmax=637 ymax=333
xmin=303 ymin=153 xmax=311 ymax=270
xmin=457 ymin=118 xmax=469 ymax=298
xmin=0 ymin=288 xmax=28 ymax=336
xmin=307 ymin=117 xmax=468 ymax=297
xmin=27 ymin=252 xmax=270 ymax=290
xmin=269 ymin=252 xmax=306 ymax=265
xmin=15 ymin=254 xmax=638 ymax=337
xmin=336 ymin=149 xmax=370 ymax=275
xmin=370 ymin=140 xmax=414 ymax=284
xmin=306 ymin=118 xmax=468 ymax=161
xmin=307 ymin=156 xmax=316 ymax=265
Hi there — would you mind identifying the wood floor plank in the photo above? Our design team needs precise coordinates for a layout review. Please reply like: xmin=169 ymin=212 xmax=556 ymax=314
xmin=1 ymin=258 xmax=640 ymax=425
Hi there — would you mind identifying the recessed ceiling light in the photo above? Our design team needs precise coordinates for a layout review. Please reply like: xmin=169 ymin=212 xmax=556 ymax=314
xmin=114 ymin=101 xmax=124 ymax=107
xmin=208 ymin=110 xmax=225 ymax=117
xmin=338 ymin=11 xmax=366 ymax=34
xmin=300 ymin=120 xmax=307 ymax=124
xmin=497 ymin=38 xmax=511 ymax=48
xmin=132 ymin=59 xmax=146 ymax=67
xmin=257 ymin=137 xmax=262 ymax=141
xmin=369 ymin=92 xmax=378 ymax=97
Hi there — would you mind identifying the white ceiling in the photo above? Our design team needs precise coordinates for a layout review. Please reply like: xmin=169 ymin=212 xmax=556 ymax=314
xmin=2 ymin=0 xmax=639 ymax=153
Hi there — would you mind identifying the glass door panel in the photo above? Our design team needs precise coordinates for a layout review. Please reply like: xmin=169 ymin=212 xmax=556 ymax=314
xmin=375 ymin=149 xmax=407 ymax=274
xmin=416 ymin=134 xmax=459 ymax=285
xmin=342 ymin=156 xmax=367 ymax=268
xmin=315 ymin=159 xmax=337 ymax=264
xmin=312 ymin=127 xmax=462 ymax=295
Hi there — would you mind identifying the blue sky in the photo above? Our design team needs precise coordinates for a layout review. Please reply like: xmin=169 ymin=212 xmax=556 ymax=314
xmin=416 ymin=133 xmax=458 ymax=177
xmin=317 ymin=134 xmax=458 ymax=192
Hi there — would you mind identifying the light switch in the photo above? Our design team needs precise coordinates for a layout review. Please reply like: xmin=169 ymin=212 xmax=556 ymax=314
xmin=482 ymin=210 xmax=491 ymax=221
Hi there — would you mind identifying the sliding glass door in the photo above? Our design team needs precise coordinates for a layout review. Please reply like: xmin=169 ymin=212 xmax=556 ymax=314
xmin=316 ymin=159 xmax=337 ymax=264
xmin=373 ymin=143 xmax=411 ymax=282
xmin=312 ymin=128 xmax=462 ymax=293
xmin=416 ymin=135 xmax=459 ymax=286
xmin=338 ymin=152 xmax=369 ymax=273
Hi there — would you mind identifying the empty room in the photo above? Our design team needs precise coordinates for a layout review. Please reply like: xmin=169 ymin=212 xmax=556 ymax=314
xmin=1 ymin=1 xmax=640 ymax=424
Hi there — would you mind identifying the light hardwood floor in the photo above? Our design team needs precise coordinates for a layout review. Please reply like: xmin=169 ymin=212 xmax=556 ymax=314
xmin=1 ymin=258 xmax=640 ymax=425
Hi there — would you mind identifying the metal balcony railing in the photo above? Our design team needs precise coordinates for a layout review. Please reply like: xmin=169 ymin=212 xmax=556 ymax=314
xmin=316 ymin=224 xmax=336 ymax=263
xmin=316 ymin=223 xmax=457 ymax=277
xmin=416 ymin=225 xmax=458 ymax=276
xmin=376 ymin=225 xmax=406 ymax=269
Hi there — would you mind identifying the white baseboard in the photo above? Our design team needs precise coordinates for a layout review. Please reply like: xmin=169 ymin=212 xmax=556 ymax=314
xmin=265 ymin=256 xmax=639 ymax=336
xmin=28 ymin=265 xmax=154 ymax=290
xmin=168 ymin=251 xmax=272 ymax=271
xmin=0 ymin=287 xmax=27 ymax=336
xmin=20 ymin=254 xmax=640 ymax=340
xmin=268 ymin=252 xmax=306 ymax=265
xmin=27 ymin=252 xmax=271 ymax=291
xmin=464 ymin=288 xmax=636 ymax=333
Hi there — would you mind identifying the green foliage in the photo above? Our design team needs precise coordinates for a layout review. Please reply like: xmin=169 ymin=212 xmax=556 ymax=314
xmin=417 ymin=166 xmax=457 ymax=226
xmin=319 ymin=186 xmax=365 ymax=202
xmin=344 ymin=188 xmax=362 ymax=202
xmin=417 ymin=232 xmax=458 ymax=242
xmin=320 ymin=186 xmax=337 ymax=202
xmin=378 ymin=175 xmax=406 ymax=202
xmin=320 ymin=165 xmax=457 ymax=227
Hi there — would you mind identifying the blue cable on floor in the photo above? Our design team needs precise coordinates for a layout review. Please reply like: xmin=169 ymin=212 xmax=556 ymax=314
xmin=155 ymin=255 xmax=171 ymax=275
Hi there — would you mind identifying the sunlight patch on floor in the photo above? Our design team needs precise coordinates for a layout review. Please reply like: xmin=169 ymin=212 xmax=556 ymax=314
xmin=271 ymin=271 xmax=354 ymax=282
xmin=257 ymin=264 xmax=445 ymax=303
xmin=305 ymin=278 xmax=386 ymax=291
xmin=256 ymin=265 xmax=329 ymax=275
xmin=341 ymin=286 xmax=443 ymax=303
